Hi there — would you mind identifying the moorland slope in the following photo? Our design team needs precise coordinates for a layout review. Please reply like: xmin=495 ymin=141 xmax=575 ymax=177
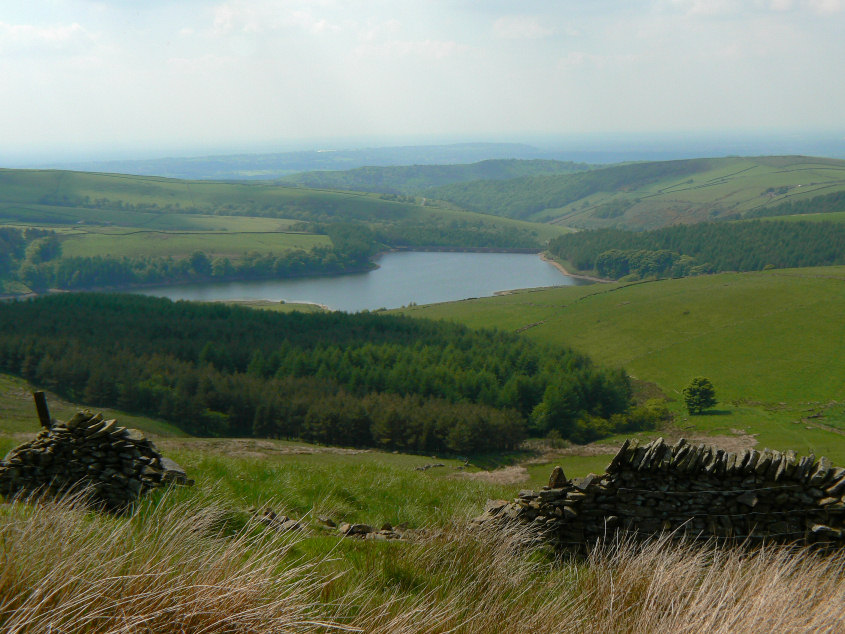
xmin=426 ymin=155 xmax=845 ymax=229
xmin=396 ymin=266 xmax=845 ymax=462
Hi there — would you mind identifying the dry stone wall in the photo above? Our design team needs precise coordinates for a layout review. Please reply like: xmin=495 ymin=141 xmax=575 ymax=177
xmin=0 ymin=410 xmax=191 ymax=511
xmin=475 ymin=437 xmax=845 ymax=549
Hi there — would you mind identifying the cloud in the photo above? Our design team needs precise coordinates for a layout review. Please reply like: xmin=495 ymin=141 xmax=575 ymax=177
xmin=661 ymin=0 xmax=739 ymax=16
xmin=558 ymin=51 xmax=640 ymax=70
xmin=357 ymin=18 xmax=402 ymax=42
xmin=666 ymin=0 xmax=844 ymax=14
xmin=766 ymin=0 xmax=794 ymax=10
xmin=167 ymin=53 xmax=235 ymax=74
xmin=355 ymin=39 xmax=471 ymax=60
xmin=0 ymin=21 xmax=95 ymax=56
xmin=492 ymin=15 xmax=554 ymax=40
xmin=807 ymin=0 xmax=844 ymax=13
xmin=211 ymin=0 xmax=340 ymax=36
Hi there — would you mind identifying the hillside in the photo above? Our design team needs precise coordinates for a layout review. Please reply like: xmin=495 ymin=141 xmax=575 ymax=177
xmin=0 ymin=293 xmax=649 ymax=449
xmin=279 ymin=159 xmax=593 ymax=194
xmin=53 ymin=142 xmax=546 ymax=180
xmin=3 ymin=372 xmax=841 ymax=632
xmin=395 ymin=266 xmax=845 ymax=463
xmin=547 ymin=219 xmax=845 ymax=279
xmin=0 ymin=168 xmax=562 ymax=240
xmin=0 ymin=168 xmax=569 ymax=294
xmin=425 ymin=156 xmax=845 ymax=230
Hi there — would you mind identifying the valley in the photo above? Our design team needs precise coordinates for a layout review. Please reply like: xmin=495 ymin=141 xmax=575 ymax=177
xmin=1 ymin=152 xmax=844 ymax=632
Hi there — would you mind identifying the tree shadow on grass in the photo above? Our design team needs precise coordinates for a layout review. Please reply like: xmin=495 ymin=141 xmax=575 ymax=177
xmin=694 ymin=409 xmax=733 ymax=416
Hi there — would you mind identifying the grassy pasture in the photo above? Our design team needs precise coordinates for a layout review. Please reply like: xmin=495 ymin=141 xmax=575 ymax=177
xmin=0 ymin=372 xmax=517 ymax=523
xmin=0 ymin=168 xmax=384 ymax=211
xmin=527 ymin=156 xmax=845 ymax=229
xmin=0 ymin=168 xmax=567 ymax=240
xmin=758 ymin=210 xmax=845 ymax=223
xmin=0 ymin=203 xmax=301 ymax=232
xmin=0 ymin=374 xmax=184 ymax=457
xmin=2 ymin=378 xmax=844 ymax=632
xmin=59 ymin=229 xmax=330 ymax=259
xmin=0 ymin=169 xmax=570 ymax=267
xmin=395 ymin=266 xmax=845 ymax=462
xmin=218 ymin=299 xmax=327 ymax=313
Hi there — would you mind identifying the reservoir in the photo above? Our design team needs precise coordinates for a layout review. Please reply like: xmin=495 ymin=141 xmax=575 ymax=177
xmin=135 ymin=251 xmax=588 ymax=312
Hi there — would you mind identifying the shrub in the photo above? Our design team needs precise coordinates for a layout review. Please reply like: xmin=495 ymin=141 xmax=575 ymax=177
xmin=683 ymin=377 xmax=717 ymax=414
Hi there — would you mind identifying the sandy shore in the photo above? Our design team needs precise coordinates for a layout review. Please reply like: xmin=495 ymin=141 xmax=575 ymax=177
xmin=540 ymin=253 xmax=613 ymax=283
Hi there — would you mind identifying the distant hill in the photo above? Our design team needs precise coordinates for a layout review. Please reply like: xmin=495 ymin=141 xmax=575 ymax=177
xmin=0 ymin=167 xmax=571 ymax=294
xmin=50 ymin=143 xmax=548 ymax=181
xmin=425 ymin=155 xmax=845 ymax=230
xmin=279 ymin=159 xmax=594 ymax=194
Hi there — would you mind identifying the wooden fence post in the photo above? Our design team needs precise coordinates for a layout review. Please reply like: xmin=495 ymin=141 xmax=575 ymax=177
xmin=33 ymin=391 xmax=52 ymax=428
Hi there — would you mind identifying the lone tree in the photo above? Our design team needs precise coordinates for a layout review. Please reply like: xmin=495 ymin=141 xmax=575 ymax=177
xmin=683 ymin=377 xmax=716 ymax=414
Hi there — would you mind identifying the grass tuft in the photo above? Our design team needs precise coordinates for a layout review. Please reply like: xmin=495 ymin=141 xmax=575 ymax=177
xmin=3 ymin=492 xmax=842 ymax=633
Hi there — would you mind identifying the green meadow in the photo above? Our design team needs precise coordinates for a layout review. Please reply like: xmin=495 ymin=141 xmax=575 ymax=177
xmin=395 ymin=266 xmax=845 ymax=463
xmin=758 ymin=210 xmax=845 ymax=223
xmin=0 ymin=168 xmax=568 ymax=242
xmin=59 ymin=229 xmax=330 ymax=259
xmin=551 ymin=156 xmax=845 ymax=228
xmin=428 ymin=156 xmax=845 ymax=230
xmin=0 ymin=169 xmax=569 ymax=287
xmin=0 ymin=372 xmax=521 ymax=522
xmin=218 ymin=299 xmax=327 ymax=313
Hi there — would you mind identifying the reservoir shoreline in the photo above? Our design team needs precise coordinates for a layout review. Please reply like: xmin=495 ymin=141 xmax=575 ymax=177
xmin=540 ymin=253 xmax=612 ymax=283
xmin=134 ymin=251 xmax=589 ymax=312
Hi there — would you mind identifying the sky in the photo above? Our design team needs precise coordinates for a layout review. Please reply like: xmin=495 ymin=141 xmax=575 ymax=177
xmin=1 ymin=0 xmax=844 ymax=161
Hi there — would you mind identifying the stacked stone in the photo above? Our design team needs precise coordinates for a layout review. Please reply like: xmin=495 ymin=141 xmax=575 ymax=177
xmin=475 ymin=438 xmax=845 ymax=549
xmin=0 ymin=410 xmax=190 ymax=511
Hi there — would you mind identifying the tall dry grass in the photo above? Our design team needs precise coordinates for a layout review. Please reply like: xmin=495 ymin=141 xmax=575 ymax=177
xmin=0 ymin=491 xmax=341 ymax=633
xmin=0 ymin=493 xmax=843 ymax=633
xmin=333 ymin=523 xmax=845 ymax=633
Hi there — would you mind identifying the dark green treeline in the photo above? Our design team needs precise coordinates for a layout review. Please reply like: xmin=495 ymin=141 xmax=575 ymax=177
xmin=0 ymin=294 xmax=646 ymax=452
xmin=549 ymin=220 xmax=845 ymax=280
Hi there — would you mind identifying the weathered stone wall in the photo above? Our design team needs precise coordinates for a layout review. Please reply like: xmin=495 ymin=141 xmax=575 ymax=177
xmin=475 ymin=438 xmax=845 ymax=548
xmin=0 ymin=410 xmax=190 ymax=511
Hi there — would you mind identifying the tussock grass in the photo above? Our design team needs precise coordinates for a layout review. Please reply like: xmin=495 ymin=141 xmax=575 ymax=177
xmin=1 ymin=492 xmax=843 ymax=633
xmin=0 ymin=491 xmax=337 ymax=633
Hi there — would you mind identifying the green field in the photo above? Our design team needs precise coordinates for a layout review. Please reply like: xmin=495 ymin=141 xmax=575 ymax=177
xmin=218 ymin=299 xmax=327 ymax=313
xmin=0 ymin=168 xmax=570 ymax=289
xmin=0 ymin=372 xmax=530 ymax=510
xmin=0 ymin=205 xmax=301 ymax=232
xmin=59 ymin=229 xmax=330 ymax=259
xmin=0 ymin=168 xmax=568 ymax=242
xmin=758 ymin=210 xmax=845 ymax=223
xmin=2 ymin=379 xmax=841 ymax=632
xmin=426 ymin=156 xmax=845 ymax=230
xmin=394 ymin=266 xmax=845 ymax=462
xmin=551 ymin=156 xmax=845 ymax=229
xmin=2 ymin=269 xmax=844 ymax=631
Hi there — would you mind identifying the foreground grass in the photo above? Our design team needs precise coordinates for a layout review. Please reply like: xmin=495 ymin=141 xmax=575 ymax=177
xmin=2 ymin=374 xmax=845 ymax=631
xmin=1 ymin=492 xmax=843 ymax=633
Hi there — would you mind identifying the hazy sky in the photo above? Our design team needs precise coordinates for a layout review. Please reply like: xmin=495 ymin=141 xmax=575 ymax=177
xmin=2 ymin=0 xmax=844 ymax=160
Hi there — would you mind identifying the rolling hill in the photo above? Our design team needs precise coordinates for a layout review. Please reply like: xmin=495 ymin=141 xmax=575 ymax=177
xmin=52 ymin=142 xmax=547 ymax=180
xmin=425 ymin=155 xmax=845 ymax=230
xmin=0 ymin=167 xmax=572 ymax=294
xmin=394 ymin=266 xmax=845 ymax=462
xmin=279 ymin=159 xmax=593 ymax=194
xmin=0 ymin=167 xmax=566 ymax=243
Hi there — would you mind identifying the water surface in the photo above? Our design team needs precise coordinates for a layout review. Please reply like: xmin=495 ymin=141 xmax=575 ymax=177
xmin=135 ymin=251 xmax=588 ymax=312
